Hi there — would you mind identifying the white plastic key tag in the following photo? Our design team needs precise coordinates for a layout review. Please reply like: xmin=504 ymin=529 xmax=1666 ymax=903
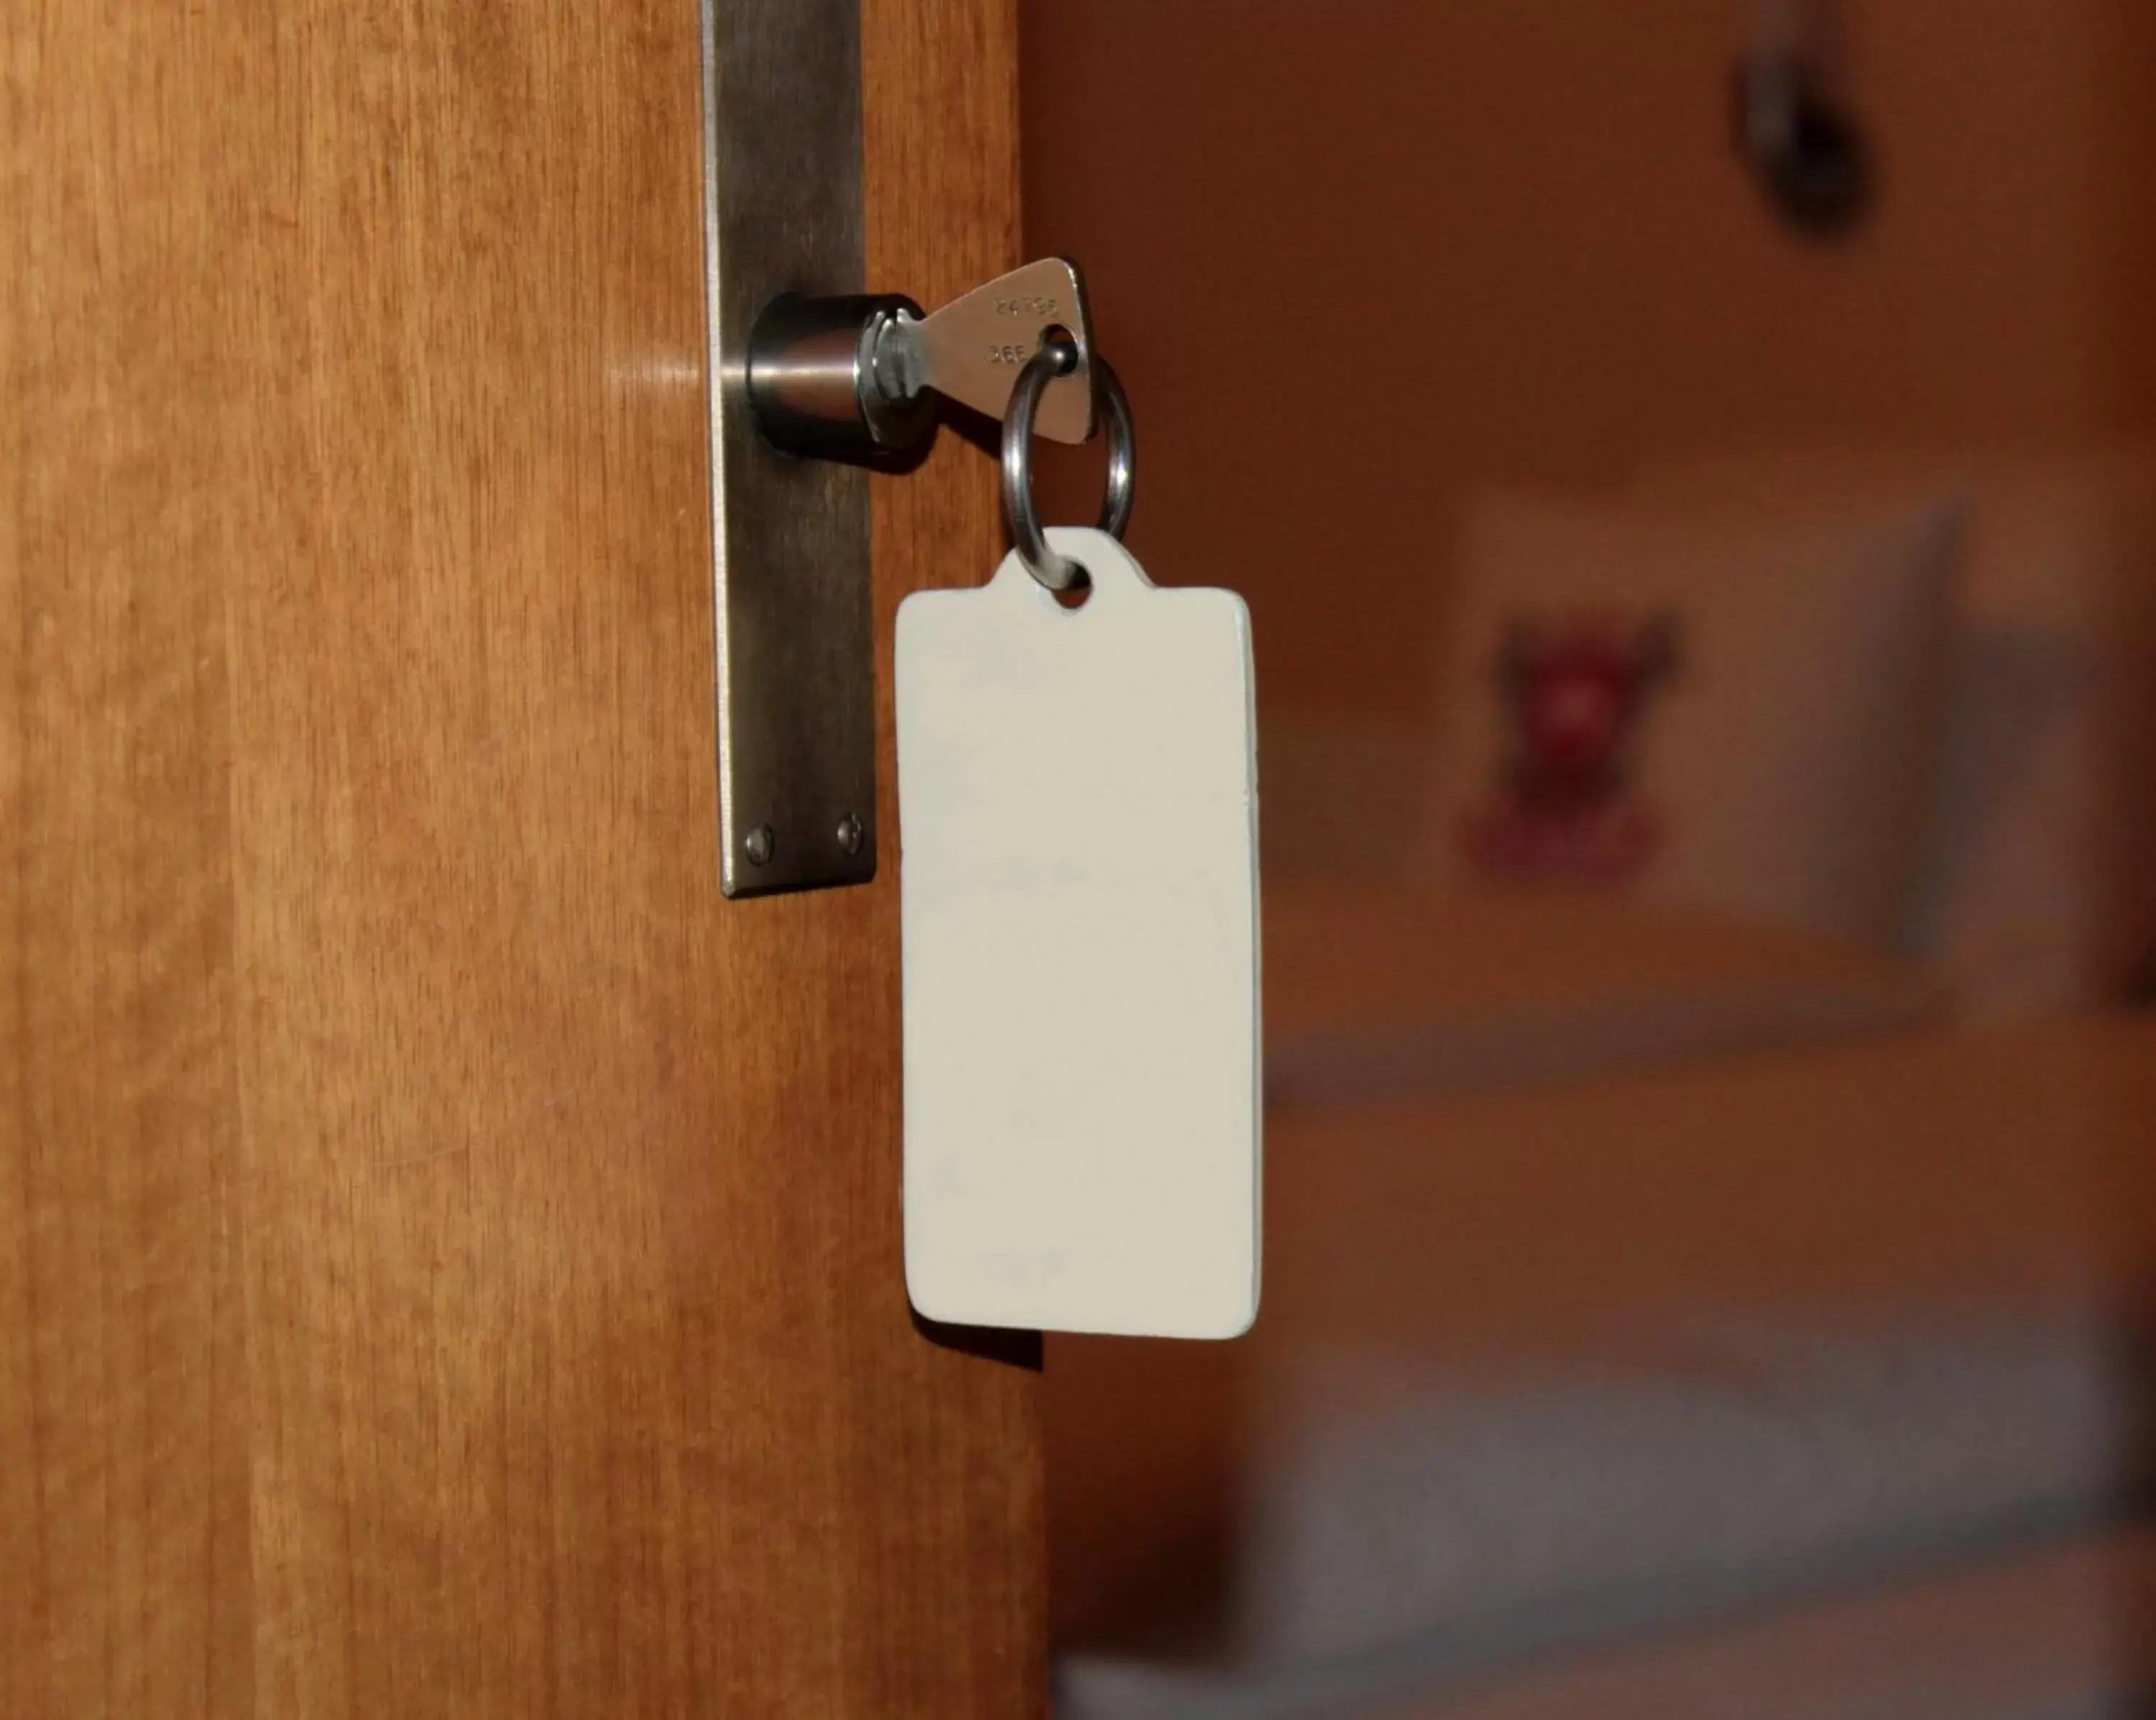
xmin=896 ymin=528 xmax=1261 ymax=1339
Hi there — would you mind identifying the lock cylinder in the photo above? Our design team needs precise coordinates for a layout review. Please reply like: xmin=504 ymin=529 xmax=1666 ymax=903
xmin=711 ymin=256 xmax=1102 ymax=897
xmin=745 ymin=292 xmax=937 ymax=459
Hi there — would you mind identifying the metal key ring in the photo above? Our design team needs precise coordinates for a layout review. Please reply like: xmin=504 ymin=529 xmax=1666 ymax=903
xmin=1001 ymin=333 xmax=1135 ymax=592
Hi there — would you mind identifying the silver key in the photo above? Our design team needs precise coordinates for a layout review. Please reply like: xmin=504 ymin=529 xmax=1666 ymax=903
xmin=875 ymin=259 xmax=1096 ymax=445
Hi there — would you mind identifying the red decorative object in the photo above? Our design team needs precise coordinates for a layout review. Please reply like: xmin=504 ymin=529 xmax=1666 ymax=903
xmin=1460 ymin=609 xmax=1682 ymax=882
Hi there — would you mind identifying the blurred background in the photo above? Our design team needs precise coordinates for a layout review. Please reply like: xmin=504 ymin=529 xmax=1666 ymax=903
xmin=1023 ymin=3 xmax=2156 ymax=1716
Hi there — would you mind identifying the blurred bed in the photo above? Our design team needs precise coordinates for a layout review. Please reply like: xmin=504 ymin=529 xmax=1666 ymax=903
xmin=1052 ymin=1022 xmax=2156 ymax=1720
xmin=1263 ymin=884 xmax=1943 ymax=1110
xmin=1046 ymin=445 xmax=2156 ymax=1719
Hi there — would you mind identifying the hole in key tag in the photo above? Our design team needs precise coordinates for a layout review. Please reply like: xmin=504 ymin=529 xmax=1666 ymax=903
xmin=895 ymin=529 xmax=1262 ymax=1339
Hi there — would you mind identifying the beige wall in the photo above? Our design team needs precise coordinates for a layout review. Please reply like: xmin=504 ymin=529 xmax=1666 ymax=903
xmin=1022 ymin=1 xmax=2156 ymax=721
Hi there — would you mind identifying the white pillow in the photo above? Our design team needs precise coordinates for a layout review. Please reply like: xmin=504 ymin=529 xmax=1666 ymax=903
xmin=1421 ymin=490 xmax=1967 ymax=951
xmin=1631 ymin=445 xmax=2156 ymax=1018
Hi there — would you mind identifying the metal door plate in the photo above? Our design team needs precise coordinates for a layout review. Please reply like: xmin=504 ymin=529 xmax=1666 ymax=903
xmin=699 ymin=0 xmax=875 ymax=897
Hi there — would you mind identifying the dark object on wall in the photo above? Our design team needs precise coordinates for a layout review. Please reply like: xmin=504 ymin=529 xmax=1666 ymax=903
xmin=1736 ymin=50 xmax=1874 ymax=239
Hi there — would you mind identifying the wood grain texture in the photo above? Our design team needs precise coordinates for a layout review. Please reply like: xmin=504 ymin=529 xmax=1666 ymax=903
xmin=2 ymin=1 xmax=1038 ymax=1715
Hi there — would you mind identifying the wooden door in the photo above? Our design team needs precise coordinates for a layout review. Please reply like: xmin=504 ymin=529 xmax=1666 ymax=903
xmin=1 ymin=2 xmax=1041 ymax=1715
